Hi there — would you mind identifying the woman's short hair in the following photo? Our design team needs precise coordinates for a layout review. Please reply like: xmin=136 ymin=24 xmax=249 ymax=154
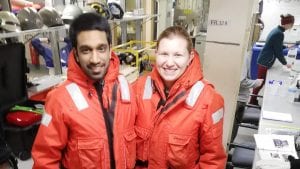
xmin=157 ymin=26 xmax=193 ymax=53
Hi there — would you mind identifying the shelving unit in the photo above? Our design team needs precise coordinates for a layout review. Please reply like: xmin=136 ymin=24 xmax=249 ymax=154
xmin=0 ymin=25 xmax=68 ymax=75
xmin=0 ymin=14 xmax=156 ymax=74
xmin=113 ymin=14 xmax=157 ymax=44
xmin=1 ymin=0 xmax=155 ymax=85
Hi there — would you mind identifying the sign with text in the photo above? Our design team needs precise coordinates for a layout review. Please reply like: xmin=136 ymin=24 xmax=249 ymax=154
xmin=209 ymin=19 xmax=229 ymax=26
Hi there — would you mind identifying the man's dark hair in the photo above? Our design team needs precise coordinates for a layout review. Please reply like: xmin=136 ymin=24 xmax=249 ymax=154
xmin=69 ymin=13 xmax=112 ymax=48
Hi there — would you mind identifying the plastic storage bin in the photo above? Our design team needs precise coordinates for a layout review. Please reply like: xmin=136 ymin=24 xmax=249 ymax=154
xmin=250 ymin=43 xmax=300 ymax=79
xmin=250 ymin=43 xmax=263 ymax=79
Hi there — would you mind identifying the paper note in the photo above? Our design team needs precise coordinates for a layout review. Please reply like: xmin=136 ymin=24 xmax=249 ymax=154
xmin=262 ymin=110 xmax=293 ymax=122
xmin=254 ymin=134 xmax=298 ymax=162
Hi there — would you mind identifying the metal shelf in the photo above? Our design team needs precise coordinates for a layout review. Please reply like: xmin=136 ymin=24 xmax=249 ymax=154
xmin=0 ymin=10 xmax=155 ymax=73
xmin=0 ymin=25 xmax=67 ymax=39
xmin=1 ymin=25 xmax=68 ymax=75
xmin=110 ymin=15 xmax=149 ymax=23
xmin=115 ymin=14 xmax=158 ymax=43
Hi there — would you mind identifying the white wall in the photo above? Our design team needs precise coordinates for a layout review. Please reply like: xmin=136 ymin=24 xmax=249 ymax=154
xmin=204 ymin=0 xmax=257 ymax=147
xmin=260 ymin=0 xmax=300 ymax=43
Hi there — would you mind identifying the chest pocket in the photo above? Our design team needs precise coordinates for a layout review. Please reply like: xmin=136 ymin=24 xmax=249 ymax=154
xmin=78 ymin=139 xmax=104 ymax=169
xmin=167 ymin=134 xmax=195 ymax=169
xmin=166 ymin=81 xmax=206 ymax=168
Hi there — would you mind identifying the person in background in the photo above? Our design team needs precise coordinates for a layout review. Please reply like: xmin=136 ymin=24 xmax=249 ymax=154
xmin=249 ymin=14 xmax=294 ymax=105
xmin=134 ymin=26 xmax=226 ymax=169
xmin=230 ymin=51 xmax=264 ymax=142
xmin=31 ymin=13 xmax=136 ymax=169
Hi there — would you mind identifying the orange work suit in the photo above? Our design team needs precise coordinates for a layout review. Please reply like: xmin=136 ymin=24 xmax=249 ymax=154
xmin=32 ymin=50 xmax=137 ymax=169
xmin=134 ymin=52 xmax=226 ymax=169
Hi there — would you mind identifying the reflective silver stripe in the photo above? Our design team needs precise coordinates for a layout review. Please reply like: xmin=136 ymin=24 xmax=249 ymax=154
xmin=212 ymin=108 xmax=224 ymax=124
xmin=41 ymin=112 xmax=52 ymax=127
xmin=185 ymin=81 xmax=205 ymax=107
xmin=66 ymin=83 xmax=89 ymax=111
xmin=143 ymin=76 xmax=152 ymax=99
xmin=118 ymin=75 xmax=130 ymax=102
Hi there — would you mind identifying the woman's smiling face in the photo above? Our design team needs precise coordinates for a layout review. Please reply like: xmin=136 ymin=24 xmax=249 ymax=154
xmin=155 ymin=35 xmax=193 ymax=88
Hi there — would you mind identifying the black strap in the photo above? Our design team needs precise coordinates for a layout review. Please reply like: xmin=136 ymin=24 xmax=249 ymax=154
xmin=156 ymin=98 xmax=166 ymax=111
xmin=108 ymin=83 xmax=118 ymax=129
xmin=152 ymin=81 xmax=186 ymax=113
xmin=94 ymin=81 xmax=117 ymax=169
xmin=159 ymin=90 xmax=186 ymax=113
